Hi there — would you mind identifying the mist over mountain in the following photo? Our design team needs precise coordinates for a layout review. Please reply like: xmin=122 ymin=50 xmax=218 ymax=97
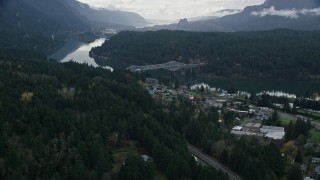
xmin=153 ymin=0 xmax=320 ymax=31
xmin=0 ymin=0 xmax=147 ymax=34
xmin=65 ymin=0 xmax=148 ymax=27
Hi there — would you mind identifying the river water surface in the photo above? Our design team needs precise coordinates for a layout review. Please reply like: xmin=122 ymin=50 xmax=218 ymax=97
xmin=49 ymin=38 xmax=113 ymax=71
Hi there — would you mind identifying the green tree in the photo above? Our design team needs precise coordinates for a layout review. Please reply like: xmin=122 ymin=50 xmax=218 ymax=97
xmin=295 ymin=149 xmax=303 ymax=164
xmin=227 ymin=87 xmax=238 ymax=94
xmin=174 ymin=78 xmax=180 ymax=89
xmin=287 ymin=163 xmax=303 ymax=180
xmin=220 ymin=149 xmax=229 ymax=164
xmin=119 ymin=155 xmax=154 ymax=180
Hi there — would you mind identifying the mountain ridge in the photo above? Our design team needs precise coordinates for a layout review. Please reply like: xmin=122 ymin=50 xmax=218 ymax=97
xmin=65 ymin=0 xmax=148 ymax=27
xmin=0 ymin=0 xmax=148 ymax=34
xmin=151 ymin=0 xmax=320 ymax=31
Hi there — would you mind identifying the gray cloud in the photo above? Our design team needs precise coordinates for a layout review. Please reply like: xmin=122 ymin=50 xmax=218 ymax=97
xmin=78 ymin=0 xmax=264 ymax=20
xmin=251 ymin=6 xmax=320 ymax=19
xmin=301 ymin=7 xmax=320 ymax=16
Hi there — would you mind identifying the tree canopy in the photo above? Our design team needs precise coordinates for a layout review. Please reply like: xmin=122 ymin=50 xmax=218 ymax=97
xmin=92 ymin=30 xmax=320 ymax=80
xmin=0 ymin=57 xmax=227 ymax=179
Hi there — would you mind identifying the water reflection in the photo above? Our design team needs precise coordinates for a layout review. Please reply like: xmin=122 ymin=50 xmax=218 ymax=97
xmin=191 ymin=82 xmax=319 ymax=100
xmin=51 ymin=38 xmax=113 ymax=71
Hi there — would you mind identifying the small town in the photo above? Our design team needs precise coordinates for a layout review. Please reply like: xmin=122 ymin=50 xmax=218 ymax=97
xmin=142 ymin=77 xmax=320 ymax=179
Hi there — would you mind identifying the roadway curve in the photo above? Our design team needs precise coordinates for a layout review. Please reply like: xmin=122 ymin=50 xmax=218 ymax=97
xmin=187 ymin=144 xmax=242 ymax=180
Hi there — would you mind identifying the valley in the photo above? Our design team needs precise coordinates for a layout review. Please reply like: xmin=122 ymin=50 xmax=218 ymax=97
xmin=0 ymin=0 xmax=320 ymax=179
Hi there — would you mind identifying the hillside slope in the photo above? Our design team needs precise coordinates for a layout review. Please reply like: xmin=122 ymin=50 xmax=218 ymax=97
xmin=0 ymin=58 xmax=228 ymax=179
xmin=92 ymin=30 xmax=320 ymax=80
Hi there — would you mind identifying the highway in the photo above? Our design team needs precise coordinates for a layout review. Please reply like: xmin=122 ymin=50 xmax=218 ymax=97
xmin=187 ymin=144 xmax=242 ymax=180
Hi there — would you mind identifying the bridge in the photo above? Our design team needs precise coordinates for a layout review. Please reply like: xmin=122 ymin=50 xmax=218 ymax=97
xmin=126 ymin=61 xmax=203 ymax=72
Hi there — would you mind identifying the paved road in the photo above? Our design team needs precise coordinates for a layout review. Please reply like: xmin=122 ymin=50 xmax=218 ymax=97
xmin=278 ymin=111 xmax=320 ymax=127
xmin=188 ymin=144 xmax=242 ymax=180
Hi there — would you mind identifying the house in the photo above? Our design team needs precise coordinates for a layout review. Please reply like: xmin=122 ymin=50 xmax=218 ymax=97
xmin=145 ymin=78 xmax=159 ymax=85
xmin=312 ymin=157 xmax=320 ymax=163
xmin=191 ymin=96 xmax=200 ymax=101
xmin=258 ymin=107 xmax=269 ymax=111
xmin=304 ymin=177 xmax=315 ymax=180
xmin=260 ymin=126 xmax=284 ymax=133
xmin=231 ymin=124 xmax=265 ymax=137
xmin=297 ymin=115 xmax=308 ymax=122
xmin=230 ymin=130 xmax=263 ymax=137
xmin=141 ymin=155 xmax=153 ymax=162
xmin=314 ymin=166 xmax=320 ymax=176
xmin=205 ymin=99 xmax=223 ymax=108
xmin=228 ymin=108 xmax=248 ymax=115
xmin=244 ymin=122 xmax=261 ymax=129
xmin=232 ymin=126 xmax=243 ymax=131
xmin=233 ymin=101 xmax=242 ymax=105
xmin=265 ymin=132 xmax=285 ymax=140
xmin=255 ymin=113 xmax=270 ymax=121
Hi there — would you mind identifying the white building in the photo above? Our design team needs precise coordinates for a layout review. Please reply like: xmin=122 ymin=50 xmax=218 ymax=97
xmin=260 ymin=126 xmax=285 ymax=140
xmin=232 ymin=126 xmax=243 ymax=131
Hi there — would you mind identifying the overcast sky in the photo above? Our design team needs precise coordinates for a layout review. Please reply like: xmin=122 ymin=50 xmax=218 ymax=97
xmin=78 ymin=0 xmax=265 ymax=20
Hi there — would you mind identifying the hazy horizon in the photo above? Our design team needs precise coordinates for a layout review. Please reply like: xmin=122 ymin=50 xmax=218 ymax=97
xmin=78 ymin=0 xmax=265 ymax=20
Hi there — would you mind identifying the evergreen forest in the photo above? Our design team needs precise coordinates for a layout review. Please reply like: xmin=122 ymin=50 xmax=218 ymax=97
xmin=0 ymin=57 xmax=228 ymax=179
xmin=92 ymin=30 xmax=320 ymax=80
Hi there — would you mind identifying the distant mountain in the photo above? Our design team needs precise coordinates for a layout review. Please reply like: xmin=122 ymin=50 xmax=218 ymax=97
xmin=0 ymin=0 xmax=148 ymax=34
xmin=188 ymin=16 xmax=218 ymax=22
xmin=0 ymin=0 xmax=148 ymax=58
xmin=188 ymin=9 xmax=241 ymax=22
xmin=0 ymin=0 xmax=86 ymax=33
xmin=212 ymin=0 xmax=320 ymax=31
xmin=65 ymin=0 xmax=148 ymax=27
xmin=153 ymin=0 xmax=320 ymax=31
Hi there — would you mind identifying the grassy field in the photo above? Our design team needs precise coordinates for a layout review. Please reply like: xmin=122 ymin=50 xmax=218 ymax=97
xmin=190 ymin=91 xmax=201 ymax=97
xmin=154 ymin=171 xmax=167 ymax=180
xmin=111 ymin=140 xmax=167 ymax=179
xmin=279 ymin=117 xmax=295 ymax=125
xmin=240 ymin=117 xmax=251 ymax=123
xmin=111 ymin=141 xmax=141 ymax=174
xmin=309 ymin=129 xmax=320 ymax=143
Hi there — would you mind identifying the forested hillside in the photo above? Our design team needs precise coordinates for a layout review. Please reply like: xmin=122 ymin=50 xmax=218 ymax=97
xmin=0 ymin=58 xmax=227 ymax=179
xmin=92 ymin=30 xmax=320 ymax=80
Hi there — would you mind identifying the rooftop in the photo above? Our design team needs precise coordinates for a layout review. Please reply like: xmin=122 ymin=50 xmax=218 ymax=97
xmin=265 ymin=132 xmax=285 ymax=140
xmin=261 ymin=125 xmax=284 ymax=133
xmin=231 ymin=130 xmax=263 ymax=137
xmin=232 ymin=126 xmax=243 ymax=131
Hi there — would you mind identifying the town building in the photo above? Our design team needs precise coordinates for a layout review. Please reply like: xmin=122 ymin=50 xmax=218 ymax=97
xmin=260 ymin=126 xmax=285 ymax=140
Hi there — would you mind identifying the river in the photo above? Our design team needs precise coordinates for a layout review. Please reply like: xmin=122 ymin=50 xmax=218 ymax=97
xmin=49 ymin=38 xmax=113 ymax=71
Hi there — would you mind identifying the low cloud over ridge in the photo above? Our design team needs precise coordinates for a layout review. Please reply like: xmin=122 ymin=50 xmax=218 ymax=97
xmin=251 ymin=6 xmax=320 ymax=19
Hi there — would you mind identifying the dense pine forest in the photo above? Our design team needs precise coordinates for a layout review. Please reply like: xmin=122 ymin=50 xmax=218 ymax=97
xmin=0 ymin=57 xmax=229 ymax=179
xmin=0 ymin=57 xmax=298 ymax=180
xmin=91 ymin=30 xmax=320 ymax=80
